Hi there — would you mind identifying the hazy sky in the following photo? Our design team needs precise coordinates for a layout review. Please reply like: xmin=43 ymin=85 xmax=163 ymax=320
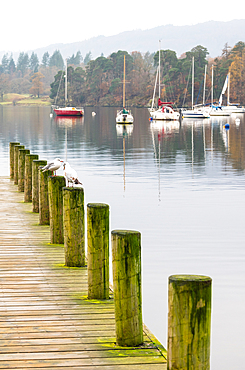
xmin=1 ymin=0 xmax=244 ymax=52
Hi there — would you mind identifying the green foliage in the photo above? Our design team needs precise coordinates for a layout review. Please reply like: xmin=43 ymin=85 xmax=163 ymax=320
xmin=49 ymin=50 xmax=64 ymax=69
xmin=84 ymin=51 xmax=92 ymax=65
xmin=29 ymin=52 xmax=39 ymax=73
xmin=17 ymin=52 xmax=29 ymax=77
xmin=67 ymin=51 xmax=82 ymax=66
xmin=2 ymin=41 xmax=245 ymax=106
xmin=42 ymin=52 xmax=50 ymax=67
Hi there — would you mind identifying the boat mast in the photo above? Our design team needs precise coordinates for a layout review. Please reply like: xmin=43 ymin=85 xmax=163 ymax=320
xmin=65 ymin=59 xmax=68 ymax=106
xmin=203 ymin=64 xmax=207 ymax=105
xmin=211 ymin=65 xmax=214 ymax=105
xmin=151 ymin=66 xmax=159 ymax=110
xmin=192 ymin=56 xmax=194 ymax=109
xmin=159 ymin=40 xmax=161 ymax=100
xmin=227 ymin=72 xmax=230 ymax=106
xmin=123 ymin=55 xmax=126 ymax=108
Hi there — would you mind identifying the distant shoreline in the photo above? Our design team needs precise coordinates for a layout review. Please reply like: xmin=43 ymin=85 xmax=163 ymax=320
xmin=0 ymin=94 xmax=51 ymax=106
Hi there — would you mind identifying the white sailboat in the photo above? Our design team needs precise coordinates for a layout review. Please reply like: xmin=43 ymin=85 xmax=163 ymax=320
xmin=217 ymin=73 xmax=245 ymax=113
xmin=116 ymin=55 xmax=134 ymax=124
xmin=148 ymin=43 xmax=180 ymax=121
xmin=207 ymin=66 xmax=230 ymax=116
xmin=182 ymin=57 xmax=210 ymax=119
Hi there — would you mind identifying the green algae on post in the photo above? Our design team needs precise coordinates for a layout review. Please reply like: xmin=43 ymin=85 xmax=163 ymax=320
xmin=14 ymin=145 xmax=24 ymax=185
xmin=9 ymin=142 xmax=20 ymax=179
xmin=32 ymin=160 xmax=47 ymax=213
xmin=48 ymin=175 xmax=66 ymax=244
xmin=18 ymin=149 xmax=30 ymax=192
xmin=24 ymin=154 xmax=39 ymax=202
xmin=111 ymin=229 xmax=143 ymax=347
xmin=167 ymin=274 xmax=212 ymax=370
xmin=87 ymin=203 xmax=109 ymax=300
xmin=63 ymin=187 xmax=85 ymax=267
xmin=38 ymin=164 xmax=51 ymax=225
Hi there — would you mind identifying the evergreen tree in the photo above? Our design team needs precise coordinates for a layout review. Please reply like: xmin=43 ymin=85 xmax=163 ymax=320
xmin=42 ymin=52 xmax=50 ymax=67
xmin=17 ymin=52 xmax=29 ymax=77
xmin=30 ymin=52 xmax=39 ymax=72
xmin=8 ymin=55 xmax=16 ymax=75
xmin=49 ymin=50 xmax=64 ymax=69
xmin=84 ymin=51 xmax=92 ymax=65
xmin=67 ymin=51 xmax=82 ymax=66
xmin=1 ymin=54 xmax=9 ymax=74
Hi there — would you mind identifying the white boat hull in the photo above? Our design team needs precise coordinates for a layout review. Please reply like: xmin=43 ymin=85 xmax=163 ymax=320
xmin=182 ymin=106 xmax=210 ymax=119
xmin=149 ymin=107 xmax=180 ymax=121
xmin=116 ymin=110 xmax=134 ymax=124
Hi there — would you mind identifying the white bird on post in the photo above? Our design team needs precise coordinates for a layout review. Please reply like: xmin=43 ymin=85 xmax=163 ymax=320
xmin=40 ymin=158 xmax=63 ymax=175
xmin=63 ymin=162 xmax=83 ymax=187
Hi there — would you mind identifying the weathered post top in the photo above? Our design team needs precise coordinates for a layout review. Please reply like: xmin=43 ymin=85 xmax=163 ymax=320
xmin=14 ymin=145 xmax=25 ymax=185
xmin=9 ymin=142 xmax=20 ymax=179
xmin=18 ymin=149 xmax=30 ymax=192
xmin=63 ymin=186 xmax=85 ymax=267
xmin=111 ymin=229 xmax=143 ymax=347
xmin=87 ymin=203 xmax=109 ymax=300
xmin=168 ymin=274 xmax=212 ymax=370
xmin=24 ymin=154 xmax=39 ymax=203
xmin=48 ymin=175 xmax=66 ymax=244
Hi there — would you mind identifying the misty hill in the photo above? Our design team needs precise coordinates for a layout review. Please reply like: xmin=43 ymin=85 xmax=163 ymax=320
xmin=2 ymin=19 xmax=245 ymax=62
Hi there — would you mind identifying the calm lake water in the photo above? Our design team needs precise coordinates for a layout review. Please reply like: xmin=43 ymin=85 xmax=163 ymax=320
xmin=0 ymin=105 xmax=245 ymax=369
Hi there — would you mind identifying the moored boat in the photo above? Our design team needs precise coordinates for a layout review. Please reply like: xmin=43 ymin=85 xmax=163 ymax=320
xmin=116 ymin=55 xmax=134 ymax=124
xmin=53 ymin=59 xmax=84 ymax=117
xmin=149 ymin=99 xmax=180 ymax=120
xmin=54 ymin=106 xmax=84 ymax=116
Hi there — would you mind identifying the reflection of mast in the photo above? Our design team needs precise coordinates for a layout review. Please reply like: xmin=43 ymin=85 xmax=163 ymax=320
xmin=65 ymin=125 xmax=67 ymax=162
xmin=192 ymin=122 xmax=194 ymax=175
xmin=116 ymin=123 xmax=133 ymax=192
xmin=203 ymin=123 xmax=206 ymax=164
xmin=123 ymin=134 xmax=126 ymax=192
xmin=150 ymin=122 xmax=161 ymax=202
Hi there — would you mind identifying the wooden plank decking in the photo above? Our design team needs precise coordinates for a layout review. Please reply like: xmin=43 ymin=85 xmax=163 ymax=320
xmin=0 ymin=177 xmax=167 ymax=369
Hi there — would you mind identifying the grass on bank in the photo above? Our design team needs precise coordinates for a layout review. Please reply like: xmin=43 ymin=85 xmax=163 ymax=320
xmin=0 ymin=93 xmax=51 ymax=106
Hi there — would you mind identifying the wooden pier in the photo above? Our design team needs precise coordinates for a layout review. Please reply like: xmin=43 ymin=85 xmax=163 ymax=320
xmin=0 ymin=176 xmax=167 ymax=369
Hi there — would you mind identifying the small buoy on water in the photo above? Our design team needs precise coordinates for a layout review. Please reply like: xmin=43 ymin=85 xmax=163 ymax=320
xmin=92 ymin=111 xmax=96 ymax=116
xmin=224 ymin=123 xmax=230 ymax=129
xmin=149 ymin=117 xmax=153 ymax=121
xmin=50 ymin=113 xmax=53 ymax=118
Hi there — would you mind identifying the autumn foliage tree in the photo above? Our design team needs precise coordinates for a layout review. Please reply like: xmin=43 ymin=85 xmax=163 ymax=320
xmin=29 ymin=72 xmax=44 ymax=97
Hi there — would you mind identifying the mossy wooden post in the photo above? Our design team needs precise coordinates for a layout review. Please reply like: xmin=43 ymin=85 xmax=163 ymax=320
xmin=24 ymin=154 xmax=39 ymax=202
xmin=9 ymin=142 xmax=20 ymax=179
xmin=111 ymin=230 xmax=143 ymax=347
xmin=39 ymin=164 xmax=51 ymax=225
xmin=48 ymin=176 xmax=66 ymax=244
xmin=18 ymin=149 xmax=30 ymax=192
xmin=32 ymin=160 xmax=47 ymax=213
xmin=167 ymin=275 xmax=212 ymax=370
xmin=63 ymin=187 xmax=85 ymax=267
xmin=14 ymin=145 xmax=24 ymax=185
xmin=87 ymin=203 xmax=109 ymax=300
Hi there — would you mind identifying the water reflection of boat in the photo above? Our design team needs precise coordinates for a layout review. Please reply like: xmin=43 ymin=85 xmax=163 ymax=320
xmin=116 ymin=123 xmax=133 ymax=136
xmin=116 ymin=124 xmax=133 ymax=192
xmin=54 ymin=116 xmax=84 ymax=126
xmin=150 ymin=119 xmax=180 ymax=134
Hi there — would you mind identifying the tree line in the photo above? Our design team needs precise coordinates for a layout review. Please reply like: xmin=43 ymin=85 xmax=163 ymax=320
xmin=0 ymin=49 xmax=92 ymax=100
xmin=1 ymin=41 xmax=245 ymax=106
